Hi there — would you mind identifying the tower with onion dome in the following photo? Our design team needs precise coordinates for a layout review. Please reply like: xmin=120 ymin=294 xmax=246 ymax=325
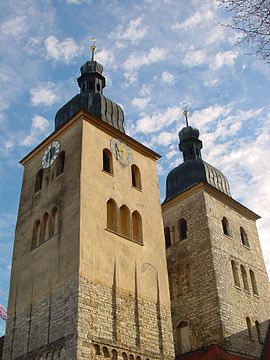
xmin=162 ymin=109 xmax=270 ymax=359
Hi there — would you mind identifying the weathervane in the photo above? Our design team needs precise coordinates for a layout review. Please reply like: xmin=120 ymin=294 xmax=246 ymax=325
xmin=90 ymin=37 xmax=97 ymax=61
xmin=183 ymin=102 xmax=189 ymax=127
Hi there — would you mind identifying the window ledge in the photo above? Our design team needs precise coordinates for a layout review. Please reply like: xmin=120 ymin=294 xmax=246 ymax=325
xmin=56 ymin=172 xmax=64 ymax=179
xmin=31 ymin=233 xmax=58 ymax=251
xmin=102 ymin=170 xmax=114 ymax=177
xmin=34 ymin=190 xmax=41 ymax=196
xmin=131 ymin=185 xmax=142 ymax=192
xmin=241 ymin=244 xmax=251 ymax=250
xmin=234 ymin=285 xmax=241 ymax=291
xmin=223 ymin=234 xmax=232 ymax=239
xmin=105 ymin=228 xmax=143 ymax=246
xmin=253 ymin=293 xmax=259 ymax=298
xmin=243 ymin=289 xmax=250 ymax=294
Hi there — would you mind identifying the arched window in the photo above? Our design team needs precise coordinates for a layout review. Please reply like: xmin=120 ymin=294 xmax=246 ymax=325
xmin=240 ymin=227 xmax=250 ymax=247
xmin=131 ymin=164 xmax=141 ymax=190
xmin=103 ymin=149 xmax=113 ymax=174
xmin=35 ymin=169 xmax=43 ymax=193
xmin=178 ymin=218 xmax=187 ymax=241
xmin=250 ymin=269 xmax=259 ymax=295
xmin=164 ymin=227 xmax=171 ymax=249
xmin=107 ymin=199 xmax=117 ymax=232
xmin=56 ymin=151 xmax=65 ymax=176
xmin=241 ymin=265 xmax=249 ymax=292
xmin=222 ymin=217 xmax=230 ymax=236
xmin=132 ymin=211 xmax=143 ymax=244
xmin=119 ymin=205 xmax=130 ymax=238
xmin=255 ymin=321 xmax=262 ymax=343
xmin=176 ymin=322 xmax=191 ymax=355
xmin=32 ymin=220 xmax=41 ymax=249
xmin=49 ymin=207 xmax=58 ymax=237
xmin=231 ymin=260 xmax=240 ymax=287
xmin=40 ymin=212 xmax=49 ymax=244
xmin=246 ymin=317 xmax=252 ymax=339
xmin=169 ymin=273 xmax=174 ymax=298
xmin=94 ymin=344 xmax=101 ymax=355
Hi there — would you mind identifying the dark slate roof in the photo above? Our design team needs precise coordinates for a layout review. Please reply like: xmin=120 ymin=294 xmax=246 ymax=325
xmin=54 ymin=93 xmax=124 ymax=132
xmin=165 ymin=158 xmax=231 ymax=202
xmin=54 ymin=59 xmax=125 ymax=133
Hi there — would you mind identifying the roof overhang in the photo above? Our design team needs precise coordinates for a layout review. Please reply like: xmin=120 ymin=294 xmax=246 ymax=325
xmin=20 ymin=110 xmax=161 ymax=166
xmin=162 ymin=182 xmax=260 ymax=221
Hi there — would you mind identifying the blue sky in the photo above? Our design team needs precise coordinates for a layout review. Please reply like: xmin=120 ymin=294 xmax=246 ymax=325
xmin=1 ymin=0 xmax=270 ymax=335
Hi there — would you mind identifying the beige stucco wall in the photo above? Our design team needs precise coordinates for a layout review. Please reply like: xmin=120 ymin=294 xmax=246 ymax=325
xmin=80 ymin=118 xmax=170 ymax=306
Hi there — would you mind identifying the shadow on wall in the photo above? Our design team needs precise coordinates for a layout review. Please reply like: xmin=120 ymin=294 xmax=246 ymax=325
xmin=0 ymin=336 xmax=4 ymax=360
xmin=175 ymin=319 xmax=270 ymax=360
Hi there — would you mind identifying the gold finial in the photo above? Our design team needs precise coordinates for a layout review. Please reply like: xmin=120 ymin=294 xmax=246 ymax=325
xmin=90 ymin=37 xmax=97 ymax=61
xmin=183 ymin=102 xmax=189 ymax=127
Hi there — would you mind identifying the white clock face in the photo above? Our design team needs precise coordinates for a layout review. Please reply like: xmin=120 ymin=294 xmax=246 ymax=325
xmin=110 ymin=139 xmax=133 ymax=166
xmin=42 ymin=141 xmax=61 ymax=168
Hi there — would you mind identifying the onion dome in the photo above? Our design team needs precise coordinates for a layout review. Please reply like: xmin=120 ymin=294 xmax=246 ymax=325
xmin=164 ymin=117 xmax=231 ymax=202
xmin=55 ymin=41 xmax=124 ymax=132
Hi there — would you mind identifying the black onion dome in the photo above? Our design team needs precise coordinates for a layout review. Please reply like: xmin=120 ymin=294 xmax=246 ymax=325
xmin=164 ymin=123 xmax=231 ymax=202
xmin=165 ymin=159 xmax=231 ymax=202
xmin=55 ymin=59 xmax=125 ymax=133
xmin=179 ymin=126 xmax=200 ymax=141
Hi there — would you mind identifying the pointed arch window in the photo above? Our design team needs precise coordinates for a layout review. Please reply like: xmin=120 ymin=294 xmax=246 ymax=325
xmin=49 ymin=207 xmax=59 ymax=237
xmin=176 ymin=322 xmax=191 ymax=355
xmin=164 ymin=227 xmax=171 ymax=249
xmin=178 ymin=218 xmax=187 ymax=241
xmin=132 ymin=211 xmax=143 ymax=244
xmin=40 ymin=212 xmax=49 ymax=244
xmin=231 ymin=260 xmax=241 ymax=287
xmin=131 ymin=164 xmax=141 ymax=190
xmin=107 ymin=199 xmax=117 ymax=232
xmin=222 ymin=217 xmax=230 ymax=236
xmin=240 ymin=227 xmax=250 ymax=247
xmin=103 ymin=149 xmax=113 ymax=174
xmin=119 ymin=205 xmax=130 ymax=238
xmin=246 ymin=317 xmax=252 ymax=340
xmin=56 ymin=151 xmax=65 ymax=176
xmin=241 ymin=265 xmax=249 ymax=292
xmin=35 ymin=169 xmax=43 ymax=193
xmin=32 ymin=220 xmax=41 ymax=249
xmin=250 ymin=269 xmax=259 ymax=295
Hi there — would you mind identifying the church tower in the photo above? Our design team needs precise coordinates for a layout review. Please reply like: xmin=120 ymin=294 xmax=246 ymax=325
xmin=162 ymin=118 xmax=270 ymax=359
xmin=3 ymin=48 xmax=174 ymax=359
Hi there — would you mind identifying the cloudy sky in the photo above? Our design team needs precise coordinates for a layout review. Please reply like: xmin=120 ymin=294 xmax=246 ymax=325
xmin=1 ymin=0 xmax=270 ymax=335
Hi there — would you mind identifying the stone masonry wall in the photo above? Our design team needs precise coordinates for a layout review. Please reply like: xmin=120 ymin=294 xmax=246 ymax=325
xmin=2 ymin=278 xmax=78 ymax=360
xmin=77 ymin=276 xmax=174 ymax=360
xmin=163 ymin=190 xmax=224 ymax=354
xmin=204 ymin=192 xmax=270 ymax=359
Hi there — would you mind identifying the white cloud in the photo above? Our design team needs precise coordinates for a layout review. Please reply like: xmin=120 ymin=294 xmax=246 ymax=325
xmin=110 ymin=17 xmax=149 ymax=45
xmin=173 ymin=10 xmax=214 ymax=30
xmin=149 ymin=131 xmax=176 ymax=146
xmin=190 ymin=105 xmax=230 ymax=128
xmin=131 ymin=97 xmax=151 ymax=110
xmin=211 ymin=51 xmax=238 ymax=69
xmin=182 ymin=49 xmax=208 ymax=67
xmin=30 ymin=82 xmax=59 ymax=106
xmin=65 ymin=0 xmax=85 ymax=3
xmin=96 ymin=49 xmax=116 ymax=69
xmin=139 ymin=84 xmax=153 ymax=97
xmin=135 ymin=106 xmax=181 ymax=134
xmin=1 ymin=16 xmax=28 ymax=38
xmin=21 ymin=115 xmax=50 ymax=147
xmin=123 ymin=47 xmax=166 ymax=82
xmin=161 ymin=71 xmax=175 ymax=84
xmin=45 ymin=36 xmax=82 ymax=64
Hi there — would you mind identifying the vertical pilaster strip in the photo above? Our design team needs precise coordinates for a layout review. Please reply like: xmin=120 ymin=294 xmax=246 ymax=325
xmin=47 ymin=280 xmax=52 ymax=344
xmin=134 ymin=263 xmax=140 ymax=349
xmin=26 ymin=278 xmax=34 ymax=352
xmin=10 ymin=284 xmax=17 ymax=359
xmin=112 ymin=261 xmax=117 ymax=342
xmin=156 ymin=275 xmax=164 ymax=356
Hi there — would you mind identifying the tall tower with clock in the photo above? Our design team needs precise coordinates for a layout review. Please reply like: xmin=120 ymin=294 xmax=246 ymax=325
xmin=2 ymin=46 xmax=174 ymax=359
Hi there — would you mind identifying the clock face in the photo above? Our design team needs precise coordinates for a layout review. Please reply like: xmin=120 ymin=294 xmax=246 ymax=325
xmin=42 ymin=141 xmax=61 ymax=168
xmin=110 ymin=139 xmax=133 ymax=166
